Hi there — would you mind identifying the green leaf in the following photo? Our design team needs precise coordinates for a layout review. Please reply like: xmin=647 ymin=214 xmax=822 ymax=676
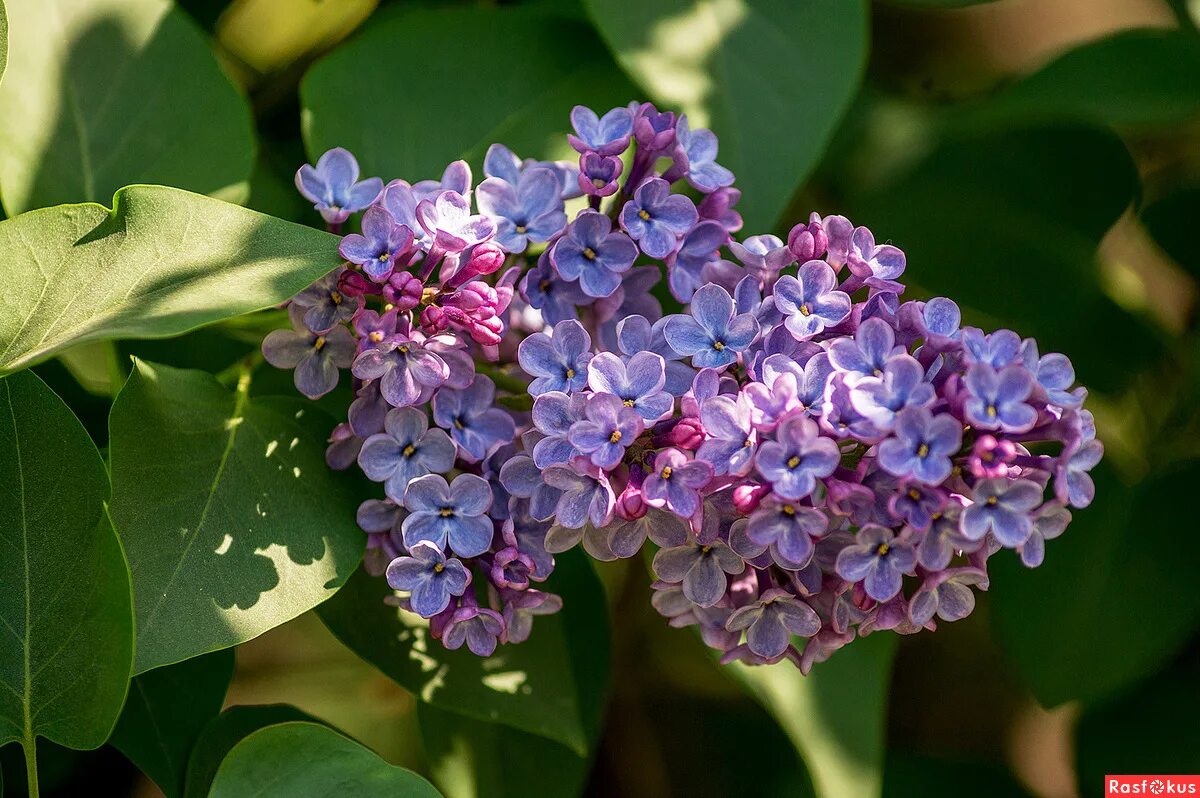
xmin=0 ymin=371 xmax=134 ymax=764
xmin=209 ymin=721 xmax=442 ymax=798
xmin=1075 ymin=657 xmax=1200 ymax=794
xmin=302 ymin=4 xmax=638 ymax=188
xmin=417 ymin=703 xmax=590 ymax=798
xmin=845 ymin=125 xmax=1153 ymax=394
xmin=883 ymin=751 xmax=1031 ymax=797
xmin=0 ymin=184 xmax=339 ymax=375
xmin=184 ymin=704 xmax=327 ymax=798
xmin=583 ymin=0 xmax=868 ymax=231
xmin=1142 ymin=186 xmax=1200 ymax=280
xmin=108 ymin=360 xmax=365 ymax=674
xmin=990 ymin=461 xmax=1200 ymax=706
xmin=960 ymin=29 xmax=1200 ymax=130
xmin=318 ymin=550 xmax=610 ymax=756
xmin=0 ymin=0 xmax=8 ymax=88
xmin=110 ymin=649 xmax=236 ymax=798
xmin=0 ymin=0 xmax=255 ymax=214
xmin=727 ymin=633 xmax=897 ymax=798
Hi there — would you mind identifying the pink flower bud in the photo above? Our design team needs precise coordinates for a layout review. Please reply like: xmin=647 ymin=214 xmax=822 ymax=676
xmin=787 ymin=212 xmax=828 ymax=261
xmin=615 ymin=485 xmax=647 ymax=520
xmin=732 ymin=482 xmax=771 ymax=515
xmin=385 ymin=271 xmax=423 ymax=311
xmin=661 ymin=417 xmax=704 ymax=450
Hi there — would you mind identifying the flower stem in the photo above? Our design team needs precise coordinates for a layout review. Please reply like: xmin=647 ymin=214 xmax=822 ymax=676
xmin=24 ymin=737 xmax=39 ymax=798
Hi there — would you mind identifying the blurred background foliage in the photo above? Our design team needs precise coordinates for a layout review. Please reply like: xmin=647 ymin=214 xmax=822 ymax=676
xmin=2 ymin=0 xmax=1199 ymax=796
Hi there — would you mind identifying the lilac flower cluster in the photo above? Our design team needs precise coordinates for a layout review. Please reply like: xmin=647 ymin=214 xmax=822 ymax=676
xmin=270 ymin=102 xmax=1101 ymax=670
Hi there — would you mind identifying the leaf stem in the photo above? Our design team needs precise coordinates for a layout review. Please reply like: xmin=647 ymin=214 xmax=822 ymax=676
xmin=24 ymin=737 xmax=39 ymax=798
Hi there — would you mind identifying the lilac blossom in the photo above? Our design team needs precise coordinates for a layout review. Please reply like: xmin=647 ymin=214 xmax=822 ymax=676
xmin=725 ymin=590 xmax=820 ymax=659
xmin=652 ymin=538 xmax=743 ymax=607
xmin=386 ymin=542 xmax=470 ymax=618
xmin=664 ymin=284 xmax=759 ymax=369
xmin=262 ymin=307 xmax=355 ymax=399
xmin=476 ymin=168 xmax=567 ymax=253
xmin=443 ymin=604 xmax=505 ymax=657
xmin=772 ymin=261 xmax=851 ymax=340
xmin=963 ymin=364 xmax=1037 ymax=433
xmin=578 ymin=152 xmax=622 ymax=197
xmin=620 ymin=177 xmax=698 ymax=259
xmin=518 ymin=319 xmax=593 ymax=395
xmin=568 ymin=393 xmax=645 ymax=469
xmin=587 ymin=352 xmax=674 ymax=422
xmin=642 ymin=448 xmax=714 ymax=518
xmin=835 ymin=525 xmax=915 ymax=603
xmin=551 ymin=211 xmax=638 ymax=298
xmin=669 ymin=221 xmax=728 ymax=302
xmin=295 ymin=147 xmax=382 ymax=224
xmin=568 ymin=104 xmax=634 ymax=156
xmin=755 ymin=416 xmax=840 ymax=500
xmin=402 ymin=473 xmax=494 ymax=558
xmin=877 ymin=406 xmax=963 ymax=485
xmin=616 ymin=315 xmax=694 ymax=396
xmin=673 ymin=114 xmax=734 ymax=192
xmin=1056 ymin=438 xmax=1103 ymax=508
xmin=828 ymin=318 xmax=901 ymax=378
xmin=520 ymin=255 xmax=588 ymax=325
xmin=416 ymin=190 xmax=496 ymax=254
xmin=352 ymin=334 xmax=448 ymax=408
xmin=358 ymin=407 xmax=455 ymax=502
xmin=697 ymin=394 xmax=757 ymax=477
xmin=961 ymin=478 xmax=1043 ymax=547
xmin=432 ymin=376 xmax=516 ymax=462
xmin=292 ymin=267 xmax=362 ymax=333
xmin=746 ymin=501 xmax=827 ymax=569
xmin=543 ymin=460 xmax=615 ymax=529
xmin=338 ymin=205 xmax=415 ymax=282
xmin=848 ymin=354 xmax=934 ymax=430
xmin=530 ymin=391 xmax=588 ymax=468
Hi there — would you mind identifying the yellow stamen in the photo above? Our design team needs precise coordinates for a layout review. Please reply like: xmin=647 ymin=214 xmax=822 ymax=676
xmin=623 ymin=399 xmax=635 ymax=407
xmin=660 ymin=466 xmax=673 ymax=479
xmin=609 ymin=430 xmax=623 ymax=444
xmin=917 ymin=443 xmax=929 ymax=458
xmin=313 ymin=336 xmax=326 ymax=351
xmin=565 ymin=368 xmax=576 ymax=379
xmin=402 ymin=444 xmax=416 ymax=457
xmin=786 ymin=455 xmax=801 ymax=469
xmin=713 ymin=341 xmax=726 ymax=351
xmin=330 ymin=291 xmax=343 ymax=305
xmin=433 ymin=562 xmax=445 ymax=573
xmin=986 ymin=496 xmax=998 ymax=506
xmin=369 ymin=331 xmax=384 ymax=343
xmin=582 ymin=247 xmax=597 ymax=260
xmin=638 ymin=209 xmax=651 ymax=221
xmin=799 ymin=304 xmax=811 ymax=317
xmin=782 ymin=504 xmax=796 ymax=516
xmin=439 ymin=507 xmax=454 ymax=517
xmin=876 ymin=543 xmax=890 ymax=556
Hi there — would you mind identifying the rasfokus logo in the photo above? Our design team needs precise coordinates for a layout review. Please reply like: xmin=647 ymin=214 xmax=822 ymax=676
xmin=1106 ymin=776 xmax=1200 ymax=796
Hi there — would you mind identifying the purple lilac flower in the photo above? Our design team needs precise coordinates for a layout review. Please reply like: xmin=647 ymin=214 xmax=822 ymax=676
xmin=835 ymin=525 xmax=915 ymax=602
xmin=443 ymin=604 xmax=505 ymax=657
xmin=578 ymin=152 xmax=622 ymax=197
xmin=520 ymin=255 xmax=588 ymax=325
xmin=530 ymin=391 xmax=588 ymax=468
xmin=551 ymin=211 xmax=638 ymax=298
xmin=353 ymin=308 xmax=398 ymax=353
xmin=616 ymin=315 xmax=694 ymax=396
xmin=772 ymin=261 xmax=852 ymax=340
xmin=416 ymin=190 xmax=496 ymax=254
xmin=568 ymin=393 xmax=645 ymax=469
xmin=961 ymin=328 xmax=1022 ymax=368
xmin=411 ymin=160 xmax=472 ymax=201
xmin=888 ymin=482 xmax=946 ymax=531
xmin=673 ymin=114 xmax=734 ymax=193
xmin=697 ymin=394 xmax=757 ymax=477
xmin=664 ymin=284 xmax=759 ymax=369
xmin=295 ymin=147 xmax=383 ymax=224
xmin=908 ymin=568 xmax=985 ymax=626
xmin=620 ymin=177 xmax=698 ymax=259
xmin=916 ymin=504 xmax=975 ymax=571
xmin=1021 ymin=340 xmax=1085 ymax=409
xmin=401 ymin=473 xmax=494 ymax=558
xmin=746 ymin=501 xmax=827 ymax=569
xmin=262 ymin=306 xmax=355 ymax=399
xmin=961 ymin=478 xmax=1043 ymax=547
xmin=877 ymin=406 xmax=963 ymax=485
xmin=502 ymin=590 xmax=563 ymax=644
xmin=352 ymin=334 xmax=449 ymax=408
xmin=567 ymin=104 xmax=634 ymax=156
xmin=338 ymin=206 xmax=415 ymax=282
xmin=477 ymin=168 xmax=567 ymax=253
xmin=1056 ymin=437 xmax=1103 ymax=508
xmin=963 ymin=364 xmax=1037 ymax=433
xmin=632 ymin=103 xmax=676 ymax=152
xmin=669 ymin=221 xmax=728 ymax=302
xmin=587 ymin=352 xmax=674 ymax=422
xmin=726 ymin=590 xmax=820 ymax=659
xmin=386 ymin=542 xmax=470 ymax=618
xmin=652 ymin=538 xmax=743 ymax=607
xmin=543 ymin=459 xmax=615 ymax=529
xmin=432 ymin=376 xmax=516 ymax=462
xmin=292 ymin=267 xmax=362 ymax=333
xmin=848 ymin=355 xmax=935 ymax=430
xmin=642 ymin=448 xmax=714 ymax=518
xmin=1021 ymin=502 xmax=1071 ymax=567
xmin=844 ymin=226 xmax=906 ymax=292
xmin=358 ymin=407 xmax=456 ymax=502
xmin=755 ymin=416 xmax=840 ymax=500
xmin=518 ymin=319 xmax=593 ymax=395
xmin=728 ymin=235 xmax=794 ymax=286
xmin=483 ymin=143 xmax=580 ymax=201
xmin=500 ymin=456 xmax=563 ymax=522
xmin=828 ymin=318 xmax=901 ymax=379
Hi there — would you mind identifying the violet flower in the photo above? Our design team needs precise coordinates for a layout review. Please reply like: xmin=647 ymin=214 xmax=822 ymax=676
xmin=262 ymin=306 xmax=355 ymax=399
xmin=551 ymin=211 xmax=638 ymax=298
xmin=664 ymin=284 xmax=760 ymax=369
xmin=401 ymin=473 xmax=494 ymax=558
xmin=295 ymin=147 xmax=383 ymax=224
xmin=620 ymin=177 xmax=698 ymax=259
xmin=386 ymin=542 xmax=470 ymax=619
xmin=517 ymin=319 xmax=593 ymax=395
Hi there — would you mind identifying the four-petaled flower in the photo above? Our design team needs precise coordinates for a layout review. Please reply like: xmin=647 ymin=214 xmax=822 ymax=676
xmin=961 ymin=478 xmax=1043 ymax=547
xmin=746 ymin=500 xmax=827 ymax=569
xmin=295 ymin=147 xmax=383 ymax=224
xmin=772 ymin=261 xmax=851 ymax=340
xmin=338 ymin=205 xmax=415 ymax=282
xmin=620 ymin=177 xmax=698 ymax=259
xmin=877 ymin=406 xmax=963 ymax=485
xmin=664 ymin=284 xmax=760 ymax=369
xmin=725 ymin=590 xmax=820 ymax=659
xmin=673 ymin=114 xmax=734 ymax=193
xmin=963 ymin=364 xmax=1037 ymax=433
xmin=542 ymin=459 xmax=616 ymax=529
xmin=401 ymin=473 xmax=495 ymax=557
xmin=386 ymin=542 xmax=471 ymax=618
xmin=652 ymin=537 xmax=743 ymax=607
xmin=551 ymin=211 xmax=638 ymax=297
xmin=431 ymin=376 xmax=516 ymax=462
xmin=755 ymin=416 xmax=840 ymax=500
xmin=642 ymin=448 xmax=714 ymax=518
xmin=518 ymin=319 xmax=593 ymax=395
xmin=568 ymin=393 xmax=645 ymax=469
xmin=477 ymin=167 xmax=568 ymax=253
xmin=835 ymin=525 xmax=916 ymax=602
xmin=263 ymin=306 xmax=355 ymax=399
xmin=587 ymin=351 xmax=674 ymax=422
xmin=697 ymin=393 xmax=758 ymax=477
xmin=416 ymin=190 xmax=496 ymax=253
xmin=568 ymin=104 xmax=634 ymax=156
xmin=848 ymin=354 xmax=935 ymax=430
xmin=358 ymin=407 xmax=456 ymax=503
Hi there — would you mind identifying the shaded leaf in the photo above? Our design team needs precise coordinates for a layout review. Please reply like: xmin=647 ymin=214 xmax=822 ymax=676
xmin=727 ymin=633 xmax=896 ymax=798
xmin=0 ymin=185 xmax=339 ymax=374
xmin=991 ymin=462 xmax=1200 ymax=706
xmin=0 ymin=370 xmax=134 ymax=755
xmin=584 ymin=0 xmax=868 ymax=230
xmin=883 ymin=751 xmax=1031 ymax=797
xmin=962 ymin=29 xmax=1200 ymax=130
xmin=110 ymin=649 xmax=235 ymax=798
xmin=1142 ymin=185 xmax=1200 ymax=280
xmin=209 ymin=721 xmax=442 ymax=798
xmin=0 ymin=0 xmax=254 ymax=214
xmin=301 ymin=4 xmax=638 ymax=187
xmin=109 ymin=360 xmax=365 ymax=674
xmin=318 ymin=550 xmax=609 ymax=755
xmin=418 ymin=703 xmax=590 ymax=798
xmin=183 ymin=704 xmax=327 ymax=798
xmin=845 ymin=125 xmax=1154 ymax=393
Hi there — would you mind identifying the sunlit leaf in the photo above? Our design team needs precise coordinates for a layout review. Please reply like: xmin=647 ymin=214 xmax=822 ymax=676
xmin=109 ymin=360 xmax=365 ymax=674
xmin=0 ymin=370 xmax=134 ymax=762
xmin=584 ymin=0 xmax=869 ymax=230
xmin=0 ymin=185 xmax=339 ymax=374
xmin=110 ymin=649 xmax=235 ymax=798
xmin=0 ymin=0 xmax=254 ymax=214
xmin=209 ymin=721 xmax=442 ymax=797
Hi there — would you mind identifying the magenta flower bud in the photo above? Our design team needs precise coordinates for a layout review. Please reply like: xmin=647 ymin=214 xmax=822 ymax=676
xmin=615 ymin=484 xmax=648 ymax=521
xmin=385 ymin=271 xmax=423 ymax=311
xmin=337 ymin=269 xmax=373 ymax=298
xmin=662 ymin=416 xmax=705 ymax=450
xmin=633 ymin=103 xmax=676 ymax=152
xmin=419 ymin=304 xmax=446 ymax=333
xmin=443 ymin=281 xmax=500 ymax=316
xmin=578 ymin=152 xmax=623 ymax=197
xmin=491 ymin=546 xmax=535 ymax=591
xmin=787 ymin=212 xmax=828 ymax=261
xmin=732 ymin=482 xmax=771 ymax=515
xmin=697 ymin=186 xmax=743 ymax=233
xmin=968 ymin=434 xmax=1020 ymax=478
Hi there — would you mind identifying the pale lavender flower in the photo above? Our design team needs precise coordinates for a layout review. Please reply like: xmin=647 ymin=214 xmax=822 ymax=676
xmin=295 ymin=147 xmax=382 ymax=224
xmin=961 ymin=478 xmax=1043 ymax=547
xmin=518 ymin=319 xmax=593 ymax=395
xmin=835 ymin=525 xmax=915 ymax=603
xmin=772 ymin=261 xmax=851 ymax=340
xmin=620 ymin=177 xmax=698 ymax=259
xmin=432 ymin=376 xmax=516 ymax=462
xmin=551 ymin=211 xmax=638 ymax=298
xmin=642 ymin=448 xmax=714 ymax=518
xmin=587 ymin=352 xmax=674 ymax=422
xmin=401 ymin=473 xmax=494 ymax=558
xmin=358 ymin=407 xmax=456 ymax=502
xmin=664 ymin=284 xmax=759 ymax=369
xmin=386 ymin=542 xmax=470 ymax=618
xmin=755 ymin=416 xmax=840 ymax=500
xmin=262 ymin=306 xmax=355 ymax=399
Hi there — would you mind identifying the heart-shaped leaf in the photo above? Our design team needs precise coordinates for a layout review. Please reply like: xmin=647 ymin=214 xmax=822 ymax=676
xmin=184 ymin=704 xmax=329 ymax=798
xmin=583 ymin=0 xmax=869 ymax=231
xmin=0 ymin=185 xmax=339 ymax=374
xmin=110 ymin=649 xmax=236 ymax=798
xmin=109 ymin=360 xmax=365 ymax=674
xmin=317 ymin=550 xmax=610 ymax=756
xmin=301 ymin=4 xmax=638 ymax=187
xmin=0 ymin=370 xmax=134 ymax=765
xmin=209 ymin=721 xmax=442 ymax=798
xmin=728 ymin=633 xmax=897 ymax=798
xmin=0 ymin=0 xmax=254 ymax=214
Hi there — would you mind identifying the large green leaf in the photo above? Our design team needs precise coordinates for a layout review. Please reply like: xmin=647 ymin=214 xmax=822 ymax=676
xmin=1075 ymin=656 xmax=1200 ymax=794
xmin=318 ymin=550 xmax=609 ymax=756
xmin=417 ymin=703 xmax=591 ymax=798
xmin=0 ymin=371 xmax=134 ymax=771
xmin=845 ymin=125 xmax=1153 ymax=394
xmin=184 ymin=704 xmax=328 ymax=798
xmin=0 ymin=0 xmax=254 ymax=214
xmin=728 ymin=633 xmax=897 ymax=798
xmin=1142 ymin=186 xmax=1200 ymax=280
xmin=108 ymin=360 xmax=365 ymax=674
xmin=110 ymin=648 xmax=236 ymax=798
xmin=883 ymin=751 xmax=1031 ymax=797
xmin=990 ymin=462 xmax=1200 ymax=706
xmin=209 ymin=721 xmax=442 ymax=798
xmin=302 ymin=4 xmax=638 ymax=189
xmin=961 ymin=29 xmax=1200 ymax=130
xmin=583 ymin=0 xmax=868 ymax=231
xmin=0 ymin=1 xmax=8 ymax=87
xmin=0 ymin=185 xmax=339 ymax=375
